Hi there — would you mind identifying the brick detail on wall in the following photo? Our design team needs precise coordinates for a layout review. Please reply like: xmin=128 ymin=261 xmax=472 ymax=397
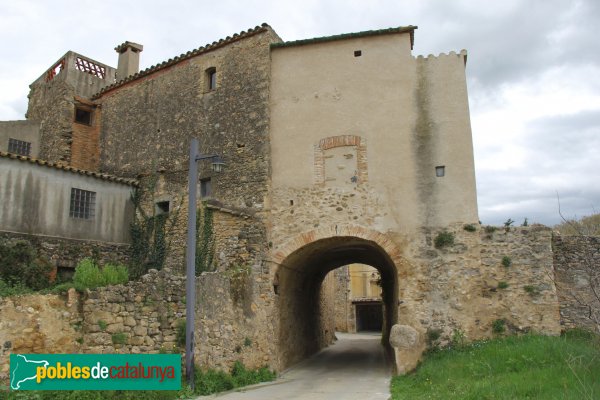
xmin=71 ymin=105 xmax=100 ymax=171
xmin=314 ymin=135 xmax=368 ymax=185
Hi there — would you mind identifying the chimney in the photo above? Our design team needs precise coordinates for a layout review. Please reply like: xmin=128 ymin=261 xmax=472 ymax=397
xmin=114 ymin=41 xmax=143 ymax=81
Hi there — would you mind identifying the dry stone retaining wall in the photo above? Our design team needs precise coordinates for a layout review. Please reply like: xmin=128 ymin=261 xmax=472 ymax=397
xmin=553 ymin=234 xmax=600 ymax=333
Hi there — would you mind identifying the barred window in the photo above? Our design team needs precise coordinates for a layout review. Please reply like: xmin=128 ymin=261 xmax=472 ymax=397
xmin=8 ymin=138 xmax=31 ymax=156
xmin=69 ymin=188 xmax=96 ymax=219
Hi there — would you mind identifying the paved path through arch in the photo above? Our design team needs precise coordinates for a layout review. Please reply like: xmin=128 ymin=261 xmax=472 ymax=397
xmin=199 ymin=332 xmax=391 ymax=400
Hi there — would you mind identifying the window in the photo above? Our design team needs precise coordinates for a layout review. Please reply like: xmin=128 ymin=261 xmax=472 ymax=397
xmin=69 ymin=188 xmax=96 ymax=219
xmin=8 ymin=138 xmax=31 ymax=156
xmin=435 ymin=166 xmax=446 ymax=177
xmin=206 ymin=67 xmax=217 ymax=91
xmin=354 ymin=50 xmax=362 ymax=57
xmin=75 ymin=107 xmax=92 ymax=125
xmin=200 ymin=178 xmax=212 ymax=198
xmin=155 ymin=201 xmax=170 ymax=215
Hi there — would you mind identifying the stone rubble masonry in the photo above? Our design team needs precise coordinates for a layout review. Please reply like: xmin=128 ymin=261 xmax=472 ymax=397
xmin=553 ymin=234 xmax=600 ymax=333
xmin=0 ymin=231 xmax=131 ymax=270
xmin=0 ymin=226 xmax=598 ymax=383
xmin=0 ymin=267 xmax=276 ymax=385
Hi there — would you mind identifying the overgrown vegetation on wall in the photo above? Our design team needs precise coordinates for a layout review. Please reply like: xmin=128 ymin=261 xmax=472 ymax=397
xmin=196 ymin=203 xmax=216 ymax=274
xmin=0 ymin=240 xmax=53 ymax=296
xmin=129 ymin=177 xmax=181 ymax=278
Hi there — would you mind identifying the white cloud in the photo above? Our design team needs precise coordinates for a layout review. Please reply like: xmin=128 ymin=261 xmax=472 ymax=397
xmin=0 ymin=0 xmax=598 ymax=226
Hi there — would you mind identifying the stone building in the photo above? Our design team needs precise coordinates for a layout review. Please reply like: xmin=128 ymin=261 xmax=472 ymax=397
xmin=1 ymin=23 xmax=572 ymax=374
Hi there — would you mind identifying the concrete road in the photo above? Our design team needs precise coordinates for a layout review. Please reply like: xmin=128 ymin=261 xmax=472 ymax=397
xmin=199 ymin=332 xmax=391 ymax=400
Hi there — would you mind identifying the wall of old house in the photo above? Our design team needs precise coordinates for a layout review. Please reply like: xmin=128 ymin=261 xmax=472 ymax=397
xmin=268 ymin=30 xmax=480 ymax=364
xmin=0 ymin=120 xmax=41 ymax=157
xmin=26 ymin=52 xmax=114 ymax=166
xmin=0 ymin=157 xmax=134 ymax=243
xmin=96 ymin=27 xmax=281 ymax=272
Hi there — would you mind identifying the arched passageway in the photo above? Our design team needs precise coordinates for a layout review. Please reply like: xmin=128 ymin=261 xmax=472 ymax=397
xmin=275 ymin=236 xmax=399 ymax=369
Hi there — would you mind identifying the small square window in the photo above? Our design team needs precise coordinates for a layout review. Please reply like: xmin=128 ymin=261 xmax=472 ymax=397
xmin=206 ymin=67 xmax=217 ymax=91
xmin=75 ymin=107 xmax=92 ymax=125
xmin=155 ymin=201 xmax=170 ymax=215
xmin=435 ymin=166 xmax=446 ymax=177
xmin=354 ymin=50 xmax=362 ymax=57
xmin=69 ymin=188 xmax=96 ymax=219
xmin=8 ymin=138 xmax=31 ymax=156
xmin=200 ymin=178 xmax=212 ymax=198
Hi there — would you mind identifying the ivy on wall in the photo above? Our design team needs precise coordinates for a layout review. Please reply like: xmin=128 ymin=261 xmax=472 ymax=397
xmin=195 ymin=202 xmax=215 ymax=274
xmin=129 ymin=175 xmax=181 ymax=278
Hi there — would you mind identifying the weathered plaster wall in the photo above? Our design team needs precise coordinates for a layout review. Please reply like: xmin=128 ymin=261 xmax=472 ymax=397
xmin=0 ymin=157 xmax=134 ymax=243
xmin=268 ymin=32 xmax=479 ymax=365
xmin=553 ymin=234 xmax=600 ymax=333
xmin=0 ymin=120 xmax=41 ymax=157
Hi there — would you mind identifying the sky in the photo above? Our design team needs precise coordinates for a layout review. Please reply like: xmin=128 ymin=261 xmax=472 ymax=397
xmin=1 ymin=0 xmax=598 ymax=226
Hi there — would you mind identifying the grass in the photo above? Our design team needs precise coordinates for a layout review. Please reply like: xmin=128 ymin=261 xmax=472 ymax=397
xmin=391 ymin=331 xmax=600 ymax=400
xmin=1 ymin=361 xmax=275 ymax=399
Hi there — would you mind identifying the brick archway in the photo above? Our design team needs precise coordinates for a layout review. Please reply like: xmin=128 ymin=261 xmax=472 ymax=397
xmin=272 ymin=224 xmax=405 ymax=271
xmin=272 ymin=224 xmax=408 ymax=369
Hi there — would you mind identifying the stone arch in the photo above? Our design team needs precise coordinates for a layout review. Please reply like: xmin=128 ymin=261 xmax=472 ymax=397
xmin=313 ymin=135 xmax=368 ymax=185
xmin=272 ymin=224 xmax=409 ymax=369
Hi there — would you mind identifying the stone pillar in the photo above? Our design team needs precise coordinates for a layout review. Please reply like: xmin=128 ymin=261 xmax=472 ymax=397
xmin=389 ymin=324 xmax=425 ymax=375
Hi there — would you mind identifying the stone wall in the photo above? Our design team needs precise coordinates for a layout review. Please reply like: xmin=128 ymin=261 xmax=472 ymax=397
xmin=0 ymin=291 xmax=82 ymax=382
xmin=0 ymin=267 xmax=279 ymax=385
xmin=0 ymin=232 xmax=130 ymax=272
xmin=81 ymin=268 xmax=185 ymax=354
xmin=332 ymin=266 xmax=350 ymax=332
xmin=553 ymin=234 xmax=600 ymax=333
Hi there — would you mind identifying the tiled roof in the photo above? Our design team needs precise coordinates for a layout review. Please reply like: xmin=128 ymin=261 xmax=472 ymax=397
xmin=271 ymin=26 xmax=417 ymax=50
xmin=0 ymin=151 xmax=138 ymax=186
xmin=92 ymin=23 xmax=273 ymax=99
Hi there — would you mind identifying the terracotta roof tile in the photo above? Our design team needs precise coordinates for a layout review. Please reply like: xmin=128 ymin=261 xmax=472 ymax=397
xmin=0 ymin=151 xmax=138 ymax=186
xmin=270 ymin=25 xmax=417 ymax=50
xmin=92 ymin=23 xmax=273 ymax=99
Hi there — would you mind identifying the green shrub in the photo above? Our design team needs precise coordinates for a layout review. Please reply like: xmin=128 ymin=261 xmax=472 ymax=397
xmin=101 ymin=263 xmax=128 ymax=285
xmin=194 ymin=362 xmax=276 ymax=396
xmin=98 ymin=320 xmax=108 ymax=331
xmin=503 ymin=218 xmax=514 ymax=230
xmin=434 ymin=231 xmax=454 ymax=248
xmin=0 ymin=279 xmax=32 ymax=297
xmin=73 ymin=259 xmax=105 ymax=289
xmin=0 ymin=241 xmax=53 ymax=291
xmin=492 ymin=319 xmax=506 ymax=334
xmin=484 ymin=225 xmax=497 ymax=234
xmin=501 ymin=256 xmax=512 ymax=268
xmin=111 ymin=332 xmax=128 ymax=345
xmin=463 ymin=224 xmax=477 ymax=232
xmin=72 ymin=259 xmax=129 ymax=290
xmin=451 ymin=329 xmax=466 ymax=349
xmin=497 ymin=281 xmax=509 ymax=289
xmin=524 ymin=285 xmax=540 ymax=296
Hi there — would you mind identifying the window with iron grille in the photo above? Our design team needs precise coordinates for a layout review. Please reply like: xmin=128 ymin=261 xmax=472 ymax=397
xmin=8 ymin=138 xmax=32 ymax=156
xmin=69 ymin=188 xmax=96 ymax=219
